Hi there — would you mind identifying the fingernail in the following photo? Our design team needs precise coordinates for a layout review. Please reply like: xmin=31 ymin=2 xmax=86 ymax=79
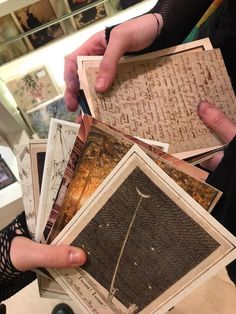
xmin=197 ymin=101 xmax=213 ymax=113
xmin=70 ymin=251 xmax=83 ymax=266
xmin=95 ymin=78 xmax=107 ymax=91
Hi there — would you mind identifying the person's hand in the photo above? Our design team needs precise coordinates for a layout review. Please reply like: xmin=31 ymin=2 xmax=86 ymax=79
xmin=198 ymin=101 xmax=236 ymax=171
xmin=64 ymin=13 xmax=163 ymax=111
xmin=10 ymin=236 xmax=86 ymax=272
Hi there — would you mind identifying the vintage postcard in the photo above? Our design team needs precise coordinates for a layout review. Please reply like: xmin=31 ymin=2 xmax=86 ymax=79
xmin=43 ymin=115 xmax=221 ymax=244
xmin=14 ymin=0 xmax=64 ymax=49
xmin=73 ymin=3 xmax=107 ymax=30
xmin=78 ymin=45 xmax=236 ymax=155
xmin=6 ymin=67 xmax=59 ymax=112
xmin=50 ymin=145 xmax=236 ymax=314
xmin=35 ymin=119 xmax=80 ymax=242
xmin=67 ymin=0 xmax=107 ymax=29
xmin=15 ymin=139 xmax=46 ymax=238
xmin=77 ymin=37 xmax=213 ymax=91
xmin=37 ymin=275 xmax=70 ymax=301
xmin=27 ymin=96 xmax=77 ymax=138
xmin=0 ymin=14 xmax=29 ymax=65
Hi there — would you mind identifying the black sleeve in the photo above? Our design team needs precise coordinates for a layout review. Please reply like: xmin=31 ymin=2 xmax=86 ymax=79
xmin=206 ymin=136 xmax=236 ymax=284
xmin=106 ymin=0 xmax=214 ymax=52
xmin=0 ymin=212 xmax=36 ymax=302
xmin=148 ymin=0 xmax=213 ymax=50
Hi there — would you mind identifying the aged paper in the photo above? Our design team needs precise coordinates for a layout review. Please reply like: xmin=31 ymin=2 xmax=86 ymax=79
xmin=35 ymin=119 xmax=80 ymax=242
xmin=77 ymin=37 xmax=214 ymax=86
xmin=15 ymin=139 xmax=46 ymax=238
xmin=43 ymin=115 xmax=221 ymax=244
xmin=80 ymin=48 xmax=236 ymax=154
xmin=49 ymin=145 xmax=236 ymax=314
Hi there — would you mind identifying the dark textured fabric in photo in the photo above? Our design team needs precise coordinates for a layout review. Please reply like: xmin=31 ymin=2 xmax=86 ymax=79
xmin=72 ymin=168 xmax=219 ymax=312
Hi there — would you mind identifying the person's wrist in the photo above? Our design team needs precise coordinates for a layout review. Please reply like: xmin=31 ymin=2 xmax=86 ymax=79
xmin=152 ymin=13 xmax=163 ymax=37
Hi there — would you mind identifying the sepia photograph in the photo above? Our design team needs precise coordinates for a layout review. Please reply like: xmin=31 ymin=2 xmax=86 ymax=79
xmin=68 ymin=0 xmax=107 ymax=30
xmin=0 ymin=154 xmax=17 ymax=190
xmin=14 ymin=0 xmax=64 ymax=48
xmin=0 ymin=14 xmax=29 ymax=65
xmin=68 ymin=0 xmax=98 ymax=12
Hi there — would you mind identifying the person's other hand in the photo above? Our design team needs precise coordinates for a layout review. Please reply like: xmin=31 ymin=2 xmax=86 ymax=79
xmin=198 ymin=101 xmax=236 ymax=171
xmin=64 ymin=13 xmax=163 ymax=111
xmin=10 ymin=236 xmax=86 ymax=271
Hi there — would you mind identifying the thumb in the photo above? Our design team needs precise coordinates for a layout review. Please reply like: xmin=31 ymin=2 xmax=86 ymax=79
xmin=10 ymin=236 xmax=87 ymax=272
xmin=95 ymin=29 xmax=129 ymax=93
xmin=198 ymin=101 xmax=236 ymax=143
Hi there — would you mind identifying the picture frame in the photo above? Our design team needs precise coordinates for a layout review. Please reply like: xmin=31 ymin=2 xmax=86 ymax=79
xmin=0 ymin=14 xmax=29 ymax=65
xmin=14 ymin=0 xmax=64 ymax=49
xmin=27 ymin=96 xmax=77 ymax=138
xmin=67 ymin=0 xmax=107 ymax=30
xmin=0 ymin=154 xmax=17 ymax=190
xmin=6 ymin=67 xmax=59 ymax=112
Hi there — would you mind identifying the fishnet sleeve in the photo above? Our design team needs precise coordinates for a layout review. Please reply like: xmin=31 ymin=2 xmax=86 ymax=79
xmin=149 ymin=0 xmax=213 ymax=49
xmin=105 ymin=0 xmax=213 ymax=52
xmin=0 ymin=212 xmax=36 ymax=302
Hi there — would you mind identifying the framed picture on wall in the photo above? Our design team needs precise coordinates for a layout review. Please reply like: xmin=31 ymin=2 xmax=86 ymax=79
xmin=0 ymin=14 xmax=29 ymax=65
xmin=14 ymin=0 xmax=64 ymax=49
xmin=67 ymin=0 xmax=107 ymax=29
xmin=0 ymin=154 xmax=17 ymax=190
xmin=6 ymin=67 xmax=59 ymax=112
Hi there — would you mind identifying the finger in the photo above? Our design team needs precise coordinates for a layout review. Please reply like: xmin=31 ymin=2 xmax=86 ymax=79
xmin=200 ymin=151 xmax=224 ymax=171
xmin=64 ymin=56 xmax=80 ymax=94
xmin=95 ymin=28 xmax=130 ymax=93
xmin=10 ymin=237 xmax=87 ymax=272
xmin=64 ymin=88 xmax=79 ymax=112
xmin=198 ymin=101 xmax=236 ymax=143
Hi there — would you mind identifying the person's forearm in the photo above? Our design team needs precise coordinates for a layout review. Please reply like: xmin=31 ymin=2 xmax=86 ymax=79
xmin=105 ymin=0 xmax=214 ymax=53
xmin=0 ymin=212 xmax=36 ymax=302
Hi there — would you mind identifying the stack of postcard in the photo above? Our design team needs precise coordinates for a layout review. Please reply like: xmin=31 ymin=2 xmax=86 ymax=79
xmin=77 ymin=38 xmax=236 ymax=162
xmin=15 ymin=114 xmax=236 ymax=313
xmin=15 ymin=38 xmax=236 ymax=313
